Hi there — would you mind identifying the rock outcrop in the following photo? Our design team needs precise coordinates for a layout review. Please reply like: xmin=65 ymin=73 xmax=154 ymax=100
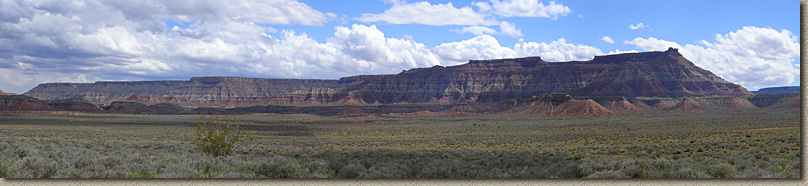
xmin=514 ymin=94 xmax=615 ymax=116
xmin=0 ymin=95 xmax=56 ymax=111
xmin=594 ymin=97 xmax=642 ymax=112
xmin=636 ymin=96 xmax=760 ymax=113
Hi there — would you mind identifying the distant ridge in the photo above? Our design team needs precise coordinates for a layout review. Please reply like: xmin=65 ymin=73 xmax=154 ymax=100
xmin=0 ymin=90 xmax=13 ymax=95
xmin=24 ymin=48 xmax=752 ymax=106
xmin=752 ymin=86 xmax=800 ymax=95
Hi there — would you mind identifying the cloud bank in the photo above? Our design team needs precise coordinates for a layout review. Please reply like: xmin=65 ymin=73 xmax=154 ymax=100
xmin=0 ymin=0 xmax=588 ymax=93
xmin=0 ymin=1 xmax=796 ymax=93
xmin=357 ymin=0 xmax=571 ymax=37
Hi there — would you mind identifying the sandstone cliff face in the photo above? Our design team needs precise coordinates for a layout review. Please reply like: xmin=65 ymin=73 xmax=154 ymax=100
xmin=311 ymin=48 xmax=751 ymax=105
xmin=25 ymin=81 xmax=188 ymax=102
xmin=570 ymin=49 xmax=750 ymax=97
xmin=166 ymin=77 xmax=339 ymax=100
xmin=23 ymin=48 xmax=752 ymax=106
xmin=25 ymin=77 xmax=339 ymax=104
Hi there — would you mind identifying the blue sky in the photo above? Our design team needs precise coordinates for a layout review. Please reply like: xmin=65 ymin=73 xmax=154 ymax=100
xmin=0 ymin=0 xmax=799 ymax=93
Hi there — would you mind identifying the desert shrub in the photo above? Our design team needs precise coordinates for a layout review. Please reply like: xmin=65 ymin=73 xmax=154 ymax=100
xmin=584 ymin=170 xmax=628 ymax=178
xmin=578 ymin=156 xmax=629 ymax=176
xmin=215 ymin=171 xmax=260 ymax=178
xmin=360 ymin=161 xmax=412 ymax=178
xmin=337 ymin=163 xmax=366 ymax=178
xmin=13 ymin=156 xmax=59 ymax=178
xmin=740 ymin=168 xmax=777 ymax=178
xmin=159 ymin=162 xmax=200 ymax=178
xmin=193 ymin=116 xmax=254 ymax=156
xmin=301 ymin=160 xmax=335 ymax=178
xmin=702 ymin=163 xmax=737 ymax=178
xmin=671 ymin=168 xmax=712 ymax=178
xmin=254 ymin=155 xmax=306 ymax=178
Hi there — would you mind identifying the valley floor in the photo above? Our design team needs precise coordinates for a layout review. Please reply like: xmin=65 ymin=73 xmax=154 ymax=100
xmin=0 ymin=109 xmax=800 ymax=178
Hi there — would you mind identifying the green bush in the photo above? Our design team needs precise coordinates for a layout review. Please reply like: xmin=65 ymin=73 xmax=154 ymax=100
xmin=193 ymin=116 xmax=254 ymax=156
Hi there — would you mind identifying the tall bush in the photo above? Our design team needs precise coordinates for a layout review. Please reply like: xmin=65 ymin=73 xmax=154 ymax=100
xmin=193 ymin=116 xmax=254 ymax=156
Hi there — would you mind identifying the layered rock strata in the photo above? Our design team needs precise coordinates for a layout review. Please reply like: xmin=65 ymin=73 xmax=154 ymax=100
xmin=24 ymin=48 xmax=752 ymax=106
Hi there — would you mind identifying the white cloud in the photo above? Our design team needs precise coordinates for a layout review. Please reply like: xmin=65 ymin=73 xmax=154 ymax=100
xmin=624 ymin=26 xmax=799 ymax=87
xmin=0 ymin=68 xmax=101 ymax=94
xmin=107 ymin=0 xmax=332 ymax=26
xmin=455 ymin=26 xmax=498 ymax=35
xmin=473 ymin=2 xmax=492 ymax=12
xmin=433 ymin=35 xmax=604 ymax=64
xmin=328 ymin=24 xmax=442 ymax=71
xmin=601 ymin=36 xmax=614 ymax=44
xmin=0 ymin=0 xmax=601 ymax=94
xmin=499 ymin=21 xmax=523 ymax=37
xmin=514 ymin=38 xmax=604 ymax=62
xmin=382 ymin=0 xmax=404 ymax=4
xmin=432 ymin=35 xmax=517 ymax=64
xmin=355 ymin=1 xmax=497 ymax=26
xmin=358 ymin=0 xmax=570 ymax=26
xmin=629 ymin=23 xmax=649 ymax=30
xmin=607 ymin=49 xmax=639 ymax=55
xmin=624 ymin=37 xmax=681 ymax=50
xmin=486 ymin=0 xmax=571 ymax=19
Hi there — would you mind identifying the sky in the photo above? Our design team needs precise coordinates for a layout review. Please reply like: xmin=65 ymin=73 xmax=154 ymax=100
xmin=0 ymin=0 xmax=799 ymax=93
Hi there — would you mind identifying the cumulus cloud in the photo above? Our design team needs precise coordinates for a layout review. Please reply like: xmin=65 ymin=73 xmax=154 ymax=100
xmin=624 ymin=26 xmax=799 ymax=88
xmin=355 ymin=2 xmax=497 ymax=26
xmin=601 ymin=36 xmax=614 ymax=44
xmin=514 ymin=38 xmax=604 ymax=62
xmin=486 ymin=0 xmax=571 ymax=19
xmin=607 ymin=49 xmax=639 ymax=55
xmin=499 ymin=21 xmax=523 ymax=37
xmin=0 ymin=0 xmax=415 ymax=93
xmin=433 ymin=36 xmax=604 ymax=64
xmin=0 ymin=0 xmax=595 ymax=94
xmin=629 ymin=23 xmax=649 ymax=30
xmin=328 ymin=24 xmax=442 ymax=71
xmin=432 ymin=35 xmax=517 ymax=64
xmin=357 ymin=0 xmax=569 ymax=34
xmin=624 ymin=37 xmax=681 ymax=50
xmin=455 ymin=26 xmax=498 ymax=35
